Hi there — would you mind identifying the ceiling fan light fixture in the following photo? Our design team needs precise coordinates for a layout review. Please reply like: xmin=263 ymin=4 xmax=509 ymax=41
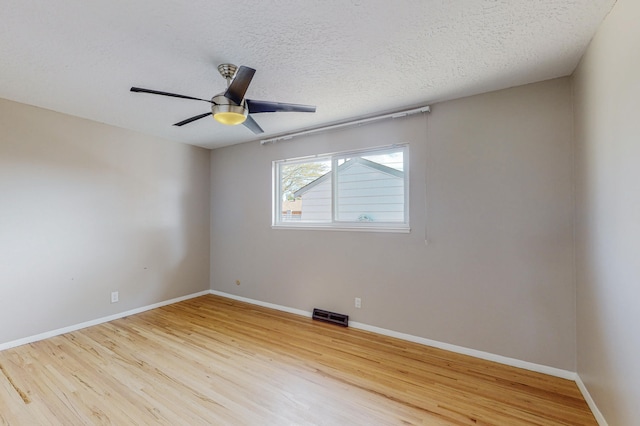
xmin=212 ymin=95 xmax=248 ymax=126
xmin=214 ymin=110 xmax=247 ymax=126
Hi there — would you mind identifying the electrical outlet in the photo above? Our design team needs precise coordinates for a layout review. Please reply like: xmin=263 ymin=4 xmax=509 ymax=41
xmin=111 ymin=291 xmax=119 ymax=303
xmin=355 ymin=297 xmax=361 ymax=309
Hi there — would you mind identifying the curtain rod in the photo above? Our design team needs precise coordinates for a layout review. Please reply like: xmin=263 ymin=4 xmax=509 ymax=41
xmin=260 ymin=105 xmax=431 ymax=145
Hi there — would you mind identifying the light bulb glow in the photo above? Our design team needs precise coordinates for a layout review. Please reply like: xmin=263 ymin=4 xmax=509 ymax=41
xmin=214 ymin=111 xmax=247 ymax=126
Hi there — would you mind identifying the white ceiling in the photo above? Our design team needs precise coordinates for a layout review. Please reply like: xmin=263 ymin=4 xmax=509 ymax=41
xmin=1 ymin=0 xmax=615 ymax=149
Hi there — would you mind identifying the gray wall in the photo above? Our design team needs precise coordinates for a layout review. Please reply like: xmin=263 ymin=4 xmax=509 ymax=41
xmin=573 ymin=0 xmax=640 ymax=423
xmin=0 ymin=98 xmax=211 ymax=345
xmin=210 ymin=77 xmax=576 ymax=370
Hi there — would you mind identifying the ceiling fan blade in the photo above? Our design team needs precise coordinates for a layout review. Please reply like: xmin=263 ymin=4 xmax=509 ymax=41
xmin=246 ymin=99 xmax=316 ymax=114
xmin=224 ymin=66 xmax=256 ymax=105
xmin=131 ymin=87 xmax=212 ymax=103
xmin=243 ymin=115 xmax=264 ymax=134
xmin=173 ymin=112 xmax=212 ymax=127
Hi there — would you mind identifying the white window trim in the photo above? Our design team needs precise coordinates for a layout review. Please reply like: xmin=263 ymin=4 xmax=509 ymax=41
xmin=272 ymin=144 xmax=410 ymax=233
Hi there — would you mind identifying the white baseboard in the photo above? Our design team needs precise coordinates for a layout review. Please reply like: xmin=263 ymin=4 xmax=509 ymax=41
xmin=350 ymin=320 xmax=577 ymax=380
xmin=576 ymin=374 xmax=608 ymax=425
xmin=209 ymin=290 xmax=576 ymax=380
xmin=209 ymin=290 xmax=312 ymax=318
xmin=0 ymin=290 xmax=211 ymax=352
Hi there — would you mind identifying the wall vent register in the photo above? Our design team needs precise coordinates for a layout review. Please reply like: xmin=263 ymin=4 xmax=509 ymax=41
xmin=312 ymin=308 xmax=349 ymax=327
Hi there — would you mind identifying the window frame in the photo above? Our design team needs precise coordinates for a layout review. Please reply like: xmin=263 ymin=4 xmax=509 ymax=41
xmin=272 ymin=144 xmax=410 ymax=233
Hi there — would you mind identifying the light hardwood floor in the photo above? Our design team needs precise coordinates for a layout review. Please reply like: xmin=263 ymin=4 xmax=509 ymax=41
xmin=0 ymin=295 xmax=596 ymax=425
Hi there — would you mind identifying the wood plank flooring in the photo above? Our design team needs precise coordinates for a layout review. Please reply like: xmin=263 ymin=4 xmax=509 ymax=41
xmin=0 ymin=295 xmax=596 ymax=425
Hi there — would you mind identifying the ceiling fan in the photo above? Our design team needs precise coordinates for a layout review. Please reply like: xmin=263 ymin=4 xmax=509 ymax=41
xmin=130 ymin=64 xmax=316 ymax=134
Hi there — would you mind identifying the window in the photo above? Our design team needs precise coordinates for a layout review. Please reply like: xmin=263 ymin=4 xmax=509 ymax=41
xmin=273 ymin=145 xmax=409 ymax=232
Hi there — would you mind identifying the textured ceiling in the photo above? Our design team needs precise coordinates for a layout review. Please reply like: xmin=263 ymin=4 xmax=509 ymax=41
xmin=0 ymin=0 xmax=615 ymax=149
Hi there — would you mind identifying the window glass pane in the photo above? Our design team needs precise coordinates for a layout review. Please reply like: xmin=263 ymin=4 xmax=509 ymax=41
xmin=336 ymin=149 xmax=405 ymax=223
xmin=273 ymin=145 xmax=408 ymax=230
xmin=279 ymin=160 xmax=331 ymax=222
xmin=361 ymin=151 xmax=404 ymax=171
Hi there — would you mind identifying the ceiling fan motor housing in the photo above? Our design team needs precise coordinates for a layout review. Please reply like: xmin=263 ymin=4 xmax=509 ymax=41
xmin=211 ymin=94 xmax=248 ymax=125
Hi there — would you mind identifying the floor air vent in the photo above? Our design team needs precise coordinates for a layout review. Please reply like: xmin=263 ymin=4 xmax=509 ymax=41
xmin=312 ymin=308 xmax=349 ymax=327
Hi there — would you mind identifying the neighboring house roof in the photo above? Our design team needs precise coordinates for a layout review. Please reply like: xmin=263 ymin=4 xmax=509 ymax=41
xmin=293 ymin=157 xmax=403 ymax=197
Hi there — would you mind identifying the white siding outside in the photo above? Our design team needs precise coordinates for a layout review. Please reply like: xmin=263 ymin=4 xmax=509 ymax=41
xmin=299 ymin=177 xmax=331 ymax=221
xmin=298 ymin=159 xmax=404 ymax=223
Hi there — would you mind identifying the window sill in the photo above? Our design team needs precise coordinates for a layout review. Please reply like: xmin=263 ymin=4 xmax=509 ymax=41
xmin=271 ymin=224 xmax=410 ymax=233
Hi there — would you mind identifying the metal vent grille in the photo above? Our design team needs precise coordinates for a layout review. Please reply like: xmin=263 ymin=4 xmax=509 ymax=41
xmin=312 ymin=308 xmax=349 ymax=327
